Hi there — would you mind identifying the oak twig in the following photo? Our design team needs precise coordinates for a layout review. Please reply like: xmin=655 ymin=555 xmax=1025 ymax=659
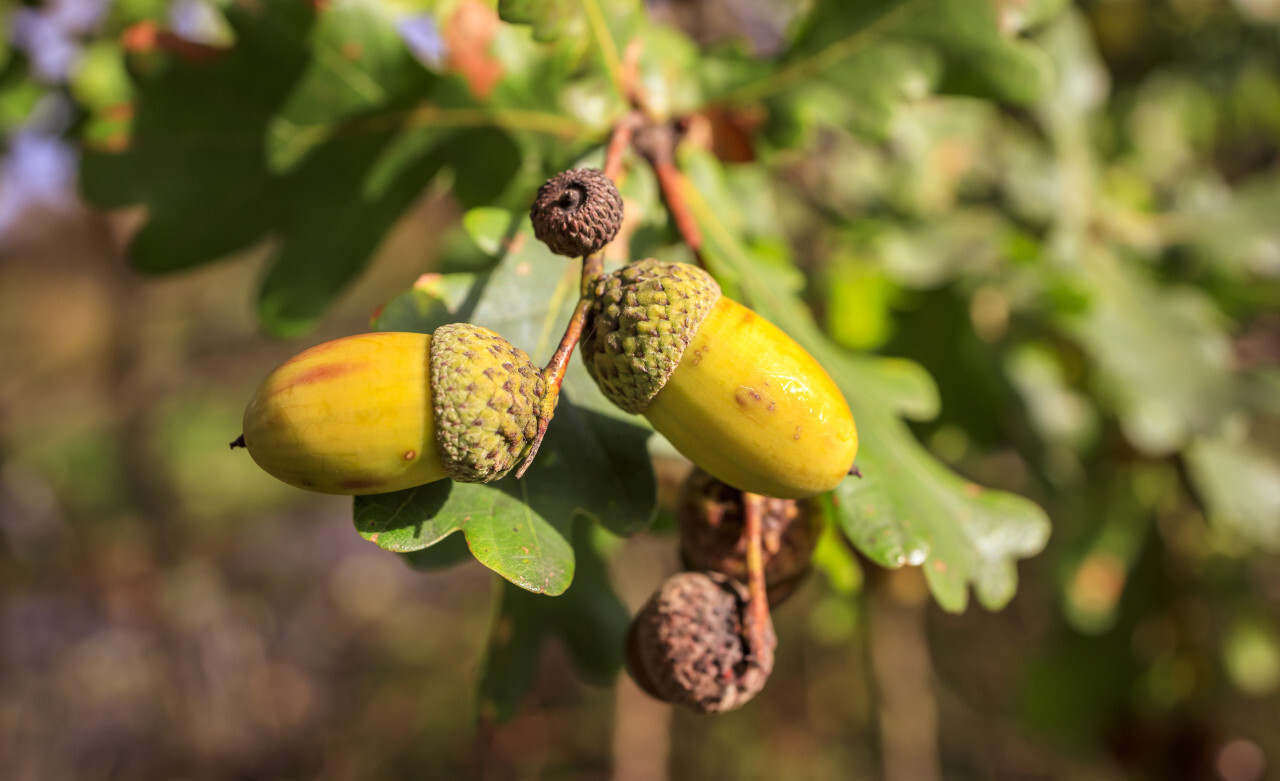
xmin=516 ymin=297 xmax=593 ymax=479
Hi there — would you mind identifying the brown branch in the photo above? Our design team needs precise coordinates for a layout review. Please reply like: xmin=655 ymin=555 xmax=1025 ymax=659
xmin=517 ymin=297 xmax=591 ymax=479
xmin=543 ymin=297 xmax=593 ymax=397
xmin=634 ymin=122 xmax=707 ymax=269
xmin=655 ymin=161 xmax=707 ymax=269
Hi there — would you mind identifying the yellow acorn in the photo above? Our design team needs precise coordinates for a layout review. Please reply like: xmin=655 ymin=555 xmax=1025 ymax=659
xmin=580 ymin=259 xmax=858 ymax=499
xmin=236 ymin=325 xmax=555 ymax=495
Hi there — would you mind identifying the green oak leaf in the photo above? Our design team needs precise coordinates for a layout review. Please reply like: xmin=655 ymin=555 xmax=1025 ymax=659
xmin=704 ymin=0 xmax=1050 ymax=140
xmin=80 ymin=0 xmax=538 ymax=336
xmin=355 ymin=478 xmax=574 ymax=595
xmin=478 ymin=522 xmax=629 ymax=722
xmin=401 ymin=531 xmax=473 ymax=571
xmin=681 ymin=149 xmax=1050 ymax=612
xmin=1061 ymin=249 xmax=1235 ymax=456
xmin=1033 ymin=13 xmax=1236 ymax=458
xmin=497 ymin=0 xmax=581 ymax=42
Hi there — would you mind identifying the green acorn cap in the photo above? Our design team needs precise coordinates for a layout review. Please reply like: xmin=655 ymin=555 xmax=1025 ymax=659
xmin=581 ymin=259 xmax=721 ymax=414
xmin=430 ymin=323 xmax=554 ymax=483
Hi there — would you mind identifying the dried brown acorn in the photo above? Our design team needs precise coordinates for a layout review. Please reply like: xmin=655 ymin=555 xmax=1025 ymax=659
xmin=625 ymin=571 xmax=775 ymax=714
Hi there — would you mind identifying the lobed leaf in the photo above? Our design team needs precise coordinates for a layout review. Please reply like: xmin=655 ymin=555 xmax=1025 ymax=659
xmin=80 ymin=0 xmax=579 ymax=336
xmin=478 ymin=522 xmax=630 ymax=721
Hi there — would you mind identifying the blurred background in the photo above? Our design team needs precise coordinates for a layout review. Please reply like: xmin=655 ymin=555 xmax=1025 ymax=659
xmin=1 ymin=0 xmax=1279 ymax=779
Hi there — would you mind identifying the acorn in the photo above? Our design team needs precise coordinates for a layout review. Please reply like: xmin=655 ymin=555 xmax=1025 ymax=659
xmin=678 ymin=467 xmax=822 ymax=607
xmin=235 ymin=325 xmax=555 ymax=495
xmin=581 ymin=259 xmax=858 ymax=499
xmin=625 ymin=571 xmax=775 ymax=714
xmin=529 ymin=168 xmax=624 ymax=257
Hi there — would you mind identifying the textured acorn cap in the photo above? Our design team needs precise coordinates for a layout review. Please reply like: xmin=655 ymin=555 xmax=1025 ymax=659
xmin=530 ymin=168 xmax=624 ymax=257
xmin=430 ymin=323 xmax=554 ymax=483
xmin=581 ymin=259 xmax=721 ymax=413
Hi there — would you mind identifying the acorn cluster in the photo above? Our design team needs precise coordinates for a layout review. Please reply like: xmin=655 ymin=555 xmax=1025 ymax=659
xmin=233 ymin=167 xmax=857 ymax=715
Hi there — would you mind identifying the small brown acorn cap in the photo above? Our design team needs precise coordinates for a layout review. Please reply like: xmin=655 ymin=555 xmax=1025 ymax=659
xmin=530 ymin=168 xmax=624 ymax=257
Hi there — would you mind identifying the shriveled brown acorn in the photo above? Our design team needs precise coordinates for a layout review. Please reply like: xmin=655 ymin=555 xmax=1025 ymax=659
xmin=625 ymin=571 xmax=775 ymax=714
xmin=529 ymin=168 xmax=623 ymax=257
xmin=678 ymin=467 xmax=821 ymax=607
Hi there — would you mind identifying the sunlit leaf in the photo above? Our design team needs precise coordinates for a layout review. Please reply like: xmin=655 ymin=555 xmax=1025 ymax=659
xmin=478 ymin=523 xmax=629 ymax=721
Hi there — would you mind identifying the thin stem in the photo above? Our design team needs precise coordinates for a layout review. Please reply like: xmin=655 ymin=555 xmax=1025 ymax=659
xmin=517 ymin=296 xmax=592 ymax=479
xmin=517 ymin=112 xmax=634 ymax=479
xmin=741 ymin=491 xmax=776 ymax=660
xmin=542 ymin=297 xmax=592 ymax=396
xmin=582 ymin=253 xmax=604 ymax=295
